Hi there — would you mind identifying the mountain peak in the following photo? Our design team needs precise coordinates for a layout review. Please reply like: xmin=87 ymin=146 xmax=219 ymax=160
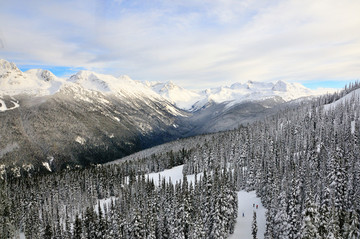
xmin=150 ymin=81 xmax=203 ymax=110
xmin=163 ymin=81 xmax=179 ymax=91
xmin=119 ymin=75 xmax=132 ymax=81
xmin=0 ymin=59 xmax=20 ymax=73
xmin=0 ymin=61 xmax=65 ymax=96
xmin=70 ymin=70 xmax=97 ymax=80
xmin=69 ymin=70 xmax=111 ymax=92
xmin=272 ymin=80 xmax=289 ymax=92
xmin=26 ymin=69 xmax=56 ymax=82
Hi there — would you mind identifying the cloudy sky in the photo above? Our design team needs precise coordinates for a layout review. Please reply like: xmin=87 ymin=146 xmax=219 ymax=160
xmin=1 ymin=0 xmax=359 ymax=89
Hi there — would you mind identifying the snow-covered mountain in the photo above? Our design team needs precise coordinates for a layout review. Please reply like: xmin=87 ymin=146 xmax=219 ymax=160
xmin=0 ymin=60 xmax=191 ymax=170
xmin=148 ymin=79 xmax=336 ymax=112
xmin=0 ymin=59 xmax=335 ymax=112
xmin=0 ymin=59 xmax=65 ymax=96
xmin=147 ymin=81 xmax=204 ymax=110
xmin=0 ymin=59 xmax=338 ymax=171
xmin=146 ymin=80 xmax=335 ymax=111
xmin=191 ymin=80 xmax=335 ymax=111
xmin=69 ymin=71 xmax=167 ymax=101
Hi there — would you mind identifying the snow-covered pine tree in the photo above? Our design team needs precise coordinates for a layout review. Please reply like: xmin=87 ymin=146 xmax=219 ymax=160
xmin=73 ymin=214 xmax=82 ymax=239
xmin=252 ymin=211 xmax=258 ymax=239
xmin=318 ymin=186 xmax=331 ymax=237
xmin=0 ymin=181 xmax=14 ymax=239
xmin=131 ymin=208 xmax=146 ymax=238
xmin=43 ymin=223 xmax=53 ymax=239
xmin=301 ymin=194 xmax=320 ymax=239
xmin=273 ymin=190 xmax=290 ymax=239
xmin=345 ymin=209 xmax=360 ymax=239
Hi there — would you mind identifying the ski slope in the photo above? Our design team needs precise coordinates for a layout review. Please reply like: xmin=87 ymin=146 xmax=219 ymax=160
xmin=229 ymin=191 xmax=266 ymax=239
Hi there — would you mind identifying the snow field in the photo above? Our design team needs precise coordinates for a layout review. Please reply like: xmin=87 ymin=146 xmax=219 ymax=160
xmin=146 ymin=165 xmax=203 ymax=186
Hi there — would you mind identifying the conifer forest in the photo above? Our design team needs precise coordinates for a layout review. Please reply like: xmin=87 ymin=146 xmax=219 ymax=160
xmin=1 ymin=84 xmax=360 ymax=238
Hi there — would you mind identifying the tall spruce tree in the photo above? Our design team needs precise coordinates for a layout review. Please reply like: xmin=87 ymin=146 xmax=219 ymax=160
xmin=252 ymin=211 xmax=258 ymax=239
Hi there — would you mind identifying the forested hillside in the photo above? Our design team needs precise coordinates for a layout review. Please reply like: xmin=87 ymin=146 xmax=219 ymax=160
xmin=1 ymin=83 xmax=360 ymax=238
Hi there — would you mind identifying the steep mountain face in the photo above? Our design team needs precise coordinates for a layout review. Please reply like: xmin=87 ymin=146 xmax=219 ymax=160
xmin=186 ymin=97 xmax=287 ymax=135
xmin=0 ymin=59 xmax=335 ymax=172
xmin=0 ymin=60 xmax=191 ymax=172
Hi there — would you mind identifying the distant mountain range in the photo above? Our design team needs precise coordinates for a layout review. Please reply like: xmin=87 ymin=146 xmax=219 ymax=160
xmin=1 ymin=59 xmax=334 ymax=112
xmin=0 ymin=59 xmax=336 ymax=173
xmin=147 ymin=78 xmax=333 ymax=111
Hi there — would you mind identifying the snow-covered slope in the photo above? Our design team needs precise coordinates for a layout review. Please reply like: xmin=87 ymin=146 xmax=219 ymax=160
xmin=0 ymin=59 xmax=65 ymax=96
xmin=0 ymin=60 xmax=186 ymax=116
xmin=323 ymin=88 xmax=360 ymax=111
xmin=0 ymin=59 xmax=167 ymax=103
xmin=147 ymin=81 xmax=204 ymax=110
xmin=69 ymin=71 xmax=164 ymax=101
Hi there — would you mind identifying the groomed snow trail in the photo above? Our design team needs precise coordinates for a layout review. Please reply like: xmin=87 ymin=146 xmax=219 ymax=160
xmin=229 ymin=191 xmax=266 ymax=239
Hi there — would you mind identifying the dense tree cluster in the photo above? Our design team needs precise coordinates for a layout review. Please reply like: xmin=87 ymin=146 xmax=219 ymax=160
xmin=0 ymin=161 xmax=237 ymax=238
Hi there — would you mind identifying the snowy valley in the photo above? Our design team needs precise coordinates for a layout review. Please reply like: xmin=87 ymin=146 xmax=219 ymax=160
xmin=1 ymin=59 xmax=359 ymax=239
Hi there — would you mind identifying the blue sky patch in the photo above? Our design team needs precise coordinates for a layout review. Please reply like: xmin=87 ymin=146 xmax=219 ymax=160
xmin=18 ymin=65 xmax=85 ymax=78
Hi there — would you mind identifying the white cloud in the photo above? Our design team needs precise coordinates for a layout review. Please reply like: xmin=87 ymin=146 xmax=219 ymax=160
xmin=0 ymin=0 xmax=359 ymax=89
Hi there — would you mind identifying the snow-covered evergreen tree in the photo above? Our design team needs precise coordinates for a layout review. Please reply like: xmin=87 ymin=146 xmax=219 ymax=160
xmin=252 ymin=211 xmax=258 ymax=239
xmin=301 ymin=194 xmax=320 ymax=239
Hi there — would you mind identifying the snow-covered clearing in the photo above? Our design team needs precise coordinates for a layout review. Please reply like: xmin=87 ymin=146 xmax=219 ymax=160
xmin=99 ymin=164 xmax=267 ymax=239
xmin=146 ymin=165 xmax=202 ymax=186
xmin=96 ymin=196 xmax=117 ymax=214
